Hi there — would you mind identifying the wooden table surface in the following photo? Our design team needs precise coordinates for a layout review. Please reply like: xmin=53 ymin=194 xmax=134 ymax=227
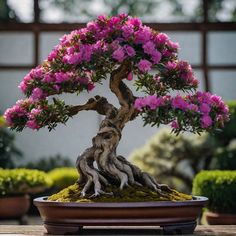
xmin=0 ymin=225 xmax=236 ymax=235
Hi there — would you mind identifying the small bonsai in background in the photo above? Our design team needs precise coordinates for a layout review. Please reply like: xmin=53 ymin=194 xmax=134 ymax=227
xmin=129 ymin=128 xmax=216 ymax=193
xmin=4 ymin=14 xmax=229 ymax=200
xmin=0 ymin=115 xmax=22 ymax=168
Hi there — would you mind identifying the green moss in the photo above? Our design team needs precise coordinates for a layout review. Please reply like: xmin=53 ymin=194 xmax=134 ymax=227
xmin=48 ymin=183 xmax=192 ymax=203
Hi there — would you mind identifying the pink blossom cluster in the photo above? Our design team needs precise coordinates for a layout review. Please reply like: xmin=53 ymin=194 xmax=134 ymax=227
xmin=165 ymin=60 xmax=199 ymax=89
xmin=44 ymin=14 xmax=178 ymax=73
xmin=4 ymin=14 xmax=229 ymax=134
xmin=17 ymin=14 xmax=181 ymax=101
xmin=4 ymin=99 xmax=42 ymax=130
xmin=134 ymin=92 xmax=229 ymax=130
xmin=19 ymin=66 xmax=95 ymax=100
xmin=134 ymin=95 xmax=167 ymax=110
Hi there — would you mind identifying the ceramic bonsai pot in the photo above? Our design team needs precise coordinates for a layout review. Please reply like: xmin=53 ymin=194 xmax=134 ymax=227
xmin=204 ymin=211 xmax=236 ymax=225
xmin=0 ymin=194 xmax=30 ymax=219
xmin=34 ymin=196 xmax=207 ymax=235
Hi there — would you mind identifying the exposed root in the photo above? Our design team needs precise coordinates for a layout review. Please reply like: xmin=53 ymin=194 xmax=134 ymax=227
xmin=76 ymin=142 xmax=173 ymax=198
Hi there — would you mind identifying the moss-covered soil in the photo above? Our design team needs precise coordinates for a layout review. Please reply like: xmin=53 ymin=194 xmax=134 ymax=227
xmin=48 ymin=184 xmax=192 ymax=202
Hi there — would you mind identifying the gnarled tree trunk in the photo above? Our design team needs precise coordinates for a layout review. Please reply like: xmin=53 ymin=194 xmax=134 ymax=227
xmin=76 ymin=61 xmax=171 ymax=197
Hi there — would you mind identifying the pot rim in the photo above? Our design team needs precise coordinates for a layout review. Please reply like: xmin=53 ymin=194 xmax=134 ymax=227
xmin=34 ymin=195 xmax=208 ymax=208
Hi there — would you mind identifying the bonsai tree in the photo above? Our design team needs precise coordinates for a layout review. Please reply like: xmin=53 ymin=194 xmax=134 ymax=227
xmin=4 ymin=14 xmax=229 ymax=198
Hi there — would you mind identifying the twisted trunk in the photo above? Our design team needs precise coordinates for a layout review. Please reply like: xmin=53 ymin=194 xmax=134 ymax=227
xmin=76 ymin=61 xmax=171 ymax=198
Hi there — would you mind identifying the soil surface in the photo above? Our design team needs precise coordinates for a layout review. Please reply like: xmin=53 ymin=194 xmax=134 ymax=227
xmin=48 ymin=183 xmax=192 ymax=202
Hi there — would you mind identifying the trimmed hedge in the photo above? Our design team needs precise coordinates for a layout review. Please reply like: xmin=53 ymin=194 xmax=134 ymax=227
xmin=48 ymin=167 xmax=79 ymax=190
xmin=192 ymin=170 xmax=236 ymax=214
xmin=0 ymin=168 xmax=52 ymax=196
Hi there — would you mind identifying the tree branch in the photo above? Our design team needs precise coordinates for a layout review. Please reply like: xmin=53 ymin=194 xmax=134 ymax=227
xmin=109 ymin=61 xmax=139 ymax=128
xmin=110 ymin=61 xmax=135 ymax=108
xmin=68 ymin=95 xmax=118 ymax=118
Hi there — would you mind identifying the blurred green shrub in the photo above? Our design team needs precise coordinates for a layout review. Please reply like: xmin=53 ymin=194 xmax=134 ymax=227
xmin=214 ymin=101 xmax=236 ymax=146
xmin=0 ymin=168 xmax=52 ymax=196
xmin=192 ymin=170 xmax=236 ymax=214
xmin=129 ymin=128 xmax=216 ymax=193
xmin=0 ymin=115 xmax=22 ymax=168
xmin=212 ymin=140 xmax=236 ymax=170
xmin=22 ymin=154 xmax=73 ymax=172
xmin=48 ymin=167 xmax=79 ymax=191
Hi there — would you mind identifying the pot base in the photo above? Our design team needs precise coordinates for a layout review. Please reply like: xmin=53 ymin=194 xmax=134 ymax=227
xmin=44 ymin=220 xmax=197 ymax=235
xmin=34 ymin=196 xmax=207 ymax=235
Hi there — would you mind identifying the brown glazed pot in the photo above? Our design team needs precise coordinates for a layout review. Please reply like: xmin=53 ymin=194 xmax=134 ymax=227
xmin=0 ymin=194 xmax=30 ymax=218
xmin=204 ymin=211 xmax=236 ymax=225
xmin=34 ymin=196 xmax=207 ymax=235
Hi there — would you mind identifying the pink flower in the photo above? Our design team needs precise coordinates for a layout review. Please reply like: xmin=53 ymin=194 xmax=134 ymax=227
xmin=122 ymin=25 xmax=134 ymax=39
xmin=34 ymin=67 xmax=43 ymax=78
xmin=143 ymin=41 xmax=155 ymax=55
xmin=108 ymin=16 xmax=120 ymax=27
xmin=26 ymin=120 xmax=39 ymax=130
xmin=166 ymin=61 xmax=177 ymax=70
xmin=134 ymin=27 xmax=151 ymax=44
xmin=128 ymin=17 xmax=142 ymax=28
xmin=19 ymin=81 xmax=27 ymax=93
xmin=47 ymin=50 xmax=57 ymax=61
xmin=145 ymin=96 xmax=164 ymax=110
xmin=64 ymin=53 xmax=82 ymax=64
xmin=30 ymin=108 xmax=41 ymax=116
xmin=28 ymin=108 xmax=42 ymax=119
xmin=201 ymin=115 xmax=213 ymax=128
xmin=77 ymin=77 xmax=89 ymax=85
xmin=211 ymin=95 xmax=222 ymax=105
xmin=138 ymin=59 xmax=152 ymax=72
xmin=199 ymin=103 xmax=211 ymax=114
xmin=80 ymin=44 xmax=93 ymax=62
xmin=123 ymin=45 xmax=136 ymax=57
xmin=112 ymin=47 xmax=125 ymax=62
xmin=127 ymin=72 xmax=133 ymax=81
xmin=66 ymin=47 xmax=75 ymax=54
xmin=171 ymin=120 xmax=179 ymax=129
xmin=151 ymin=50 xmax=162 ymax=64
xmin=42 ymin=74 xmax=54 ymax=83
xmin=31 ymin=88 xmax=44 ymax=100
xmin=134 ymin=98 xmax=147 ymax=111
xmin=171 ymin=96 xmax=188 ymax=111
xmin=167 ymin=40 xmax=179 ymax=51
xmin=154 ymin=33 xmax=169 ymax=45
xmin=4 ymin=108 xmax=14 ymax=126
xmin=87 ymin=83 xmax=95 ymax=91
xmin=55 ymin=72 xmax=69 ymax=83
xmin=187 ymin=104 xmax=198 ymax=112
